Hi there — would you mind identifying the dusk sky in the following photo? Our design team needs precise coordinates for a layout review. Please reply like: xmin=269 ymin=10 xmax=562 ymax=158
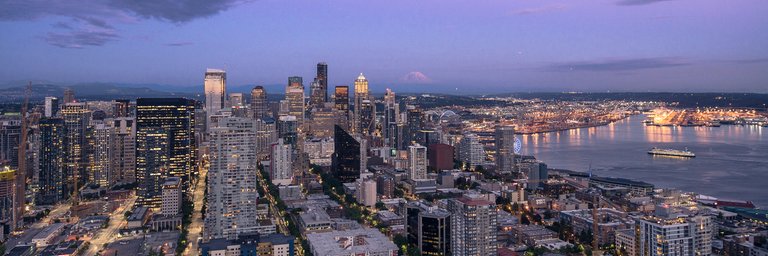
xmin=1 ymin=0 xmax=767 ymax=93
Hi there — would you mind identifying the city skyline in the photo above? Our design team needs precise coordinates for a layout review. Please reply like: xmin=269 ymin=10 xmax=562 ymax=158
xmin=1 ymin=0 xmax=768 ymax=93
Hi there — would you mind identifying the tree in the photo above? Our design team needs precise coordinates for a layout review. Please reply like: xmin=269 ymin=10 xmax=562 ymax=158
xmin=375 ymin=201 xmax=386 ymax=211
xmin=124 ymin=210 xmax=132 ymax=219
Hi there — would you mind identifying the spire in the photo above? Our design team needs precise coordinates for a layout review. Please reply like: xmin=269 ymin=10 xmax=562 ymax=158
xmin=357 ymin=73 xmax=366 ymax=80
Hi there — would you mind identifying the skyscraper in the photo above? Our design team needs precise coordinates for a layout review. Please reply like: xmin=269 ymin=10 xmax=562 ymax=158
xmin=286 ymin=76 xmax=305 ymax=126
xmin=255 ymin=118 xmax=277 ymax=159
xmin=136 ymin=98 xmax=196 ymax=209
xmin=250 ymin=86 xmax=269 ymax=120
xmin=204 ymin=69 xmax=227 ymax=127
xmin=205 ymin=117 xmax=261 ymax=240
xmin=404 ymin=105 xmax=423 ymax=149
xmin=277 ymin=115 xmax=298 ymax=149
xmin=111 ymin=117 xmax=136 ymax=184
xmin=637 ymin=210 xmax=713 ymax=256
xmin=88 ymin=121 xmax=112 ymax=187
xmin=334 ymin=86 xmax=350 ymax=130
xmin=408 ymin=144 xmax=427 ymax=180
xmin=353 ymin=73 xmax=370 ymax=134
xmin=310 ymin=79 xmax=324 ymax=110
xmin=38 ymin=118 xmax=66 ymax=205
xmin=447 ymin=193 xmax=497 ymax=256
xmin=458 ymin=133 xmax=485 ymax=168
xmin=63 ymin=88 xmax=75 ymax=103
xmin=317 ymin=62 xmax=328 ymax=102
xmin=332 ymin=125 xmax=360 ymax=182
xmin=383 ymin=89 xmax=398 ymax=147
xmin=495 ymin=125 xmax=515 ymax=174
xmin=61 ymin=102 xmax=91 ymax=191
xmin=0 ymin=120 xmax=20 ymax=170
xmin=113 ymin=99 xmax=131 ymax=118
xmin=44 ymin=97 xmax=59 ymax=117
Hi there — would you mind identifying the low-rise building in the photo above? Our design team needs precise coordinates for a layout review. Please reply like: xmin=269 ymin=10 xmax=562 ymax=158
xmin=306 ymin=228 xmax=398 ymax=256
xmin=559 ymin=208 xmax=633 ymax=245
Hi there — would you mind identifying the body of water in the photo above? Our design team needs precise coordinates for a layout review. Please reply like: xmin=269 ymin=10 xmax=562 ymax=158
xmin=520 ymin=114 xmax=768 ymax=208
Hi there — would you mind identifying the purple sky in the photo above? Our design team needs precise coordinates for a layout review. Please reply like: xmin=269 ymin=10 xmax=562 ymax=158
xmin=1 ymin=0 xmax=767 ymax=93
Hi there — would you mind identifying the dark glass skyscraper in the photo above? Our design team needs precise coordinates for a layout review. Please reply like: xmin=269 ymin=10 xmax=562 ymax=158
xmin=405 ymin=202 xmax=451 ymax=256
xmin=135 ymin=98 xmax=196 ymax=208
xmin=332 ymin=125 xmax=360 ymax=182
xmin=37 ymin=118 xmax=66 ymax=205
xmin=334 ymin=86 xmax=350 ymax=130
xmin=317 ymin=62 xmax=328 ymax=102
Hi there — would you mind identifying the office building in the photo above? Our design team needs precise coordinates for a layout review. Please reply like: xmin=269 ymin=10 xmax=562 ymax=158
xmin=206 ymin=117 xmax=261 ymax=240
xmin=204 ymin=69 xmax=227 ymax=127
xmin=333 ymin=86 xmax=350 ymax=131
xmin=316 ymin=62 xmax=328 ymax=102
xmin=161 ymin=176 xmax=182 ymax=216
xmin=250 ymin=86 xmax=269 ymax=120
xmin=428 ymin=143 xmax=454 ymax=172
xmin=44 ymin=97 xmax=59 ymax=117
xmin=408 ymin=143 xmax=427 ymax=180
xmin=111 ymin=117 xmax=136 ymax=184
xmin=495 ymin=125 xmax=515 ymax=173
xmin=309 ymin=103 xmax=336 ymax=138
xmin=37 ymin=118 xmax=66 ymax=205
xmin=353 ymin=73 xmax=370 ymax=134
xmin=63 ymin=88 xmax=75 ymax=103
xmin=332 ymin=125 xmax=360 ymax=182
xmin=286 ymin=76 xmax=305 ymax=126
xmin=270 ymin=139 xmax=293 ymax=186
xmin=0 ymin=119 xmax=20 ymax=170
xmin=113 ymin=99 xmax=131 ymax=118
xmin=135 ymin=98 xmax=196 ymax=208
xmin=405 ymin=201 xmax=451 ymax=256
xmin=404 ymin=105 xmax=423 ymax=148
xmin=0 ymin=167 xmax=18 ymax=232
xmin=447 ymin=193 xmax=497 ymax=256
xmin=383 ymin=89 xmax=398 ymax=147
xmin=277 ymin=115 xmax=298 ymax=149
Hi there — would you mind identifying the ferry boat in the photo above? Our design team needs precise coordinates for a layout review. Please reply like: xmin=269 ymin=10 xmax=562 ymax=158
xmin=648 ymin=147 xmax=696 ymax=157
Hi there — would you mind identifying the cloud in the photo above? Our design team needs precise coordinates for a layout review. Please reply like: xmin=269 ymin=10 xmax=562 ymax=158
xmin=166 ymin=41 xmax=194 ymax=47
xmin=0 ymin=0 xmax=251 ymax=47
xmin=511 ymin=4 xmax=567 ymax=15
xmin=616 ymin=0 xmax=675 ymax=6
xmin=44 ymin=30 xmax=119 ymax=49
xmin=731 ymin=58 xmax=768 ymax=64
xmin=544 ymin=58 xmax=690 ymax=72
xmin=401 ymin=71 xmax=432 ymax=84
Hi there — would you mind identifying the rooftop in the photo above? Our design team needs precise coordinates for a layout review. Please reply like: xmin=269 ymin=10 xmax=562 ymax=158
xmin=306 ymin=228 xmax=398 ymax=255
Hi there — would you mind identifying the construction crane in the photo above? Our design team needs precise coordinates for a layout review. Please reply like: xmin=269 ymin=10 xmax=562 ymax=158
xmin=14 ymin=82 xmax=31 ymax=229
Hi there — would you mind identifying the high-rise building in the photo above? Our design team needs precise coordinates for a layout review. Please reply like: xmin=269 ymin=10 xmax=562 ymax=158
xmin=0 ymin=166 xmax=18 ymax=232
xmin=356 ymin=178 xmax=377 ymax=207
xmin=250 ymin=86 xmax=269 ymax=120
xmin=277 ymin=115 xmax=298 ymax=149
xmin=63 ymin=88 xmax=75 ymax=103
xmin=44 ymin=97 xmax=60 ymax=117
xmin=309 ymin=103 xmax=336 ymax=138
xmin=353 ymin=73 xmax=371 ymax=134
xmin=408 ymin=144 xmax=427 ymax=180
xmin=309 ymin=79 xmax=324 ymax=110
xmin=161 ymin=177 xmax=182 ymax=216
xmin=383 ymin=89 xmax=398 ymax=147
xmin=204 ymin=69 xmax=227 ymax=128
xmin=405 ymin=201 xmax=451 ymax=256
xmin=333 ymin=86 xmax=350 ymax=130
xmin=111 ymin=117 xmax=136 ymax=185
xmin=61 ymin=103 xmax=91 ymax=190
xmin=88 ymin=121 xmax=112 ymax=187
xmin=113 ymin=99 xmax=131 ymax=118
xmin=135 ymin=98 xmax=196 ymax=209
xmin=428 ymin=143 xmax=455 ymax=172
xmin=358 ymin=99 xmax=375 ymax=136
xmin=270 ymin=139 xmax=293 ymax=186
xmin=317 ymin=62 xmax=328 ymax=102
xmin=0 ymin=119 xmax=21 ymax=170
xmin=37 ymin=118 xmax=66 ymax=205
xmin=255 ymin=118 xmax=277 ymax=159
xmin=205 ymin=117 xmax=261 ymax=239
xmin=636 ymin=208 xmax=713 ymax=256
xmin=332 ymin=125 xmax=360 ymax=182
xmin=458 ymin=133 xmax=485 ymax=168
xmin=405 ymin=105 xmax=423 ymax=148
xmin=286 ymin=77 xmax=305 ymax=127
xmin=447 ymin=193 xmax=497 ymax=256
xmin=495 ymin=125 xmax=515 ymax=174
